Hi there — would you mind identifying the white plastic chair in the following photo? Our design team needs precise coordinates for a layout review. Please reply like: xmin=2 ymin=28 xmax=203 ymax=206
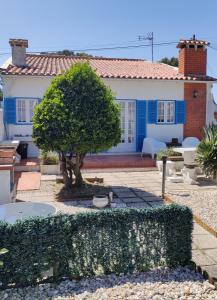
xmin=142 ymin=138 xmax=167 ymax=159
xmin=182 ymin=137 xmax=200 ymax=148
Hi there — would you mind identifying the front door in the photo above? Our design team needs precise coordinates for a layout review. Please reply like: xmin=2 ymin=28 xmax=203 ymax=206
xmin=110 ymin=100 xmax=136 ymax=153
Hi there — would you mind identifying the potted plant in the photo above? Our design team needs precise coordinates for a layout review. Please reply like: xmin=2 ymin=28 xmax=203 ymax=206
xmin=40 ymin=151 xmax=60 ymax=175
xmin=196 ymin=124 xmax=217 ymax=183
xmin=93 ymin=194 xmax=109 ymax=208
xmin=156 ymin=148 xmax=184 ymax=172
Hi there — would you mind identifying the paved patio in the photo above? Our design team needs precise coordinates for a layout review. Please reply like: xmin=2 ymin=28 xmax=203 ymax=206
xmin=16 ymin=170 xmax=217 ymax=283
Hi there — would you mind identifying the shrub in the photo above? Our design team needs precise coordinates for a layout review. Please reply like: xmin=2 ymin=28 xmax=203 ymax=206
xmin=157 ymin=148 xmax=182 ymax=160
xmin=0 ymin=204 xmax=193 ymax=288
xmin=196 ymin=124 xmax=217 ymax=179
xmin=40 ymin=151 xmax=59 ymax=165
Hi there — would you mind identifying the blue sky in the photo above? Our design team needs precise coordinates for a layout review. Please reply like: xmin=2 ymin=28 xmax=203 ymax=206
xmin=1 ymin=0 xmax=217 ymax=96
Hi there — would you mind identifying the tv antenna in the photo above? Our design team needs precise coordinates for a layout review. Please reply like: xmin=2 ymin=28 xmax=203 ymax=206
xmin=138 ymin=32 xmax=154 ymax=62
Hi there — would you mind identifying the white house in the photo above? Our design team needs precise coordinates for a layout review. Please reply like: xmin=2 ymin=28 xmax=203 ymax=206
xmin=0 ymin=38 xmax=217 ymax=157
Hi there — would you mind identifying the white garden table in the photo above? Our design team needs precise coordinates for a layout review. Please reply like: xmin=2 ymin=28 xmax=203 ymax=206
xmin=0 ymin=202 xmax=57 ymax=224
xmin=173 ymin=147 xmax=198 ymax=184
xmin=173 ymin=147 xmax=197 ymax=165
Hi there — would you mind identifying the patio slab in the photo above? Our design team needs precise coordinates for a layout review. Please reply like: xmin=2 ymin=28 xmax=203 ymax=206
xmin=192 ymin=250 xmax=216 ymax=266
xmin=121 ymin=197 xmax=145 ymax=203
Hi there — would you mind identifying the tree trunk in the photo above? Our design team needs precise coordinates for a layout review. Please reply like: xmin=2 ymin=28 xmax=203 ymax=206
xmin=59 ymin=153 xmax=72 ymax=189
xmin=74 ymin=153 xmax=85 ymax=187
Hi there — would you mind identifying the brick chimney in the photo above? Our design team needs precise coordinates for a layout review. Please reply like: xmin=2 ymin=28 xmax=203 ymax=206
xmin=9 ymin=38 xmax=28 ymax=67
xmin=177 ymin=37 xmax=210 ymax=140
xmin=177 ymin=36 xmax=209 ymax=76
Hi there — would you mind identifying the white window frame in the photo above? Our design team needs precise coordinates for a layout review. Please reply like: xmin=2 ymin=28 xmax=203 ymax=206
xmin=16 ymin=98 xmax=38 ymax=123
xmin=157 ymin=101 xmax=175 ymax=124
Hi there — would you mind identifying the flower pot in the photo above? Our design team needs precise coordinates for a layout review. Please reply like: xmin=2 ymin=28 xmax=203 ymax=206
xmin=40 ymin=164 xmax=61 ymax=175
xmin=93 ymin=195 xmax=109 ymax=208
xmin=168 ymin=156 xmax=184 ymax=172
xmin=156 ymin=160 xmax=176 ymax=176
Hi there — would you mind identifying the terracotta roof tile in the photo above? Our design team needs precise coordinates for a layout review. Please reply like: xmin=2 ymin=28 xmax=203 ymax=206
xmin=0 ymin=54 xmax=216 ymax=81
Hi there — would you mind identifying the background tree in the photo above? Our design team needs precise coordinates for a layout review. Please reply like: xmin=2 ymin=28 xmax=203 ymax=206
xmin=33 ymin=62 xmax=121 ymax=187
xmin=159 ymin=57 xmax=178 ymax=67
xmin=40 ymin=49 xmax=93 ymax=58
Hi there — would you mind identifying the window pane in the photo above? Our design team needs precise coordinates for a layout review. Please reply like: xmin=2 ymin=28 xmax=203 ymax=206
xmin=128 ymin=102 xmax=135 ymax=143
xmin=29 ymin=100 xmax=37 ymax=122
xmin=157 ymin=101 xmax=164 ymax=123
xmin=17 ymin=100 xmax=26 ymax=122
xmin=120 ymin=102 xmax=125 ymax=143
xmin=167 ymin=102 xmax=174 ymax=123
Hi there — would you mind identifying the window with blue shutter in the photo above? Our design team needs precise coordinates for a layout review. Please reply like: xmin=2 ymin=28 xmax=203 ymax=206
xmin=136 ymin=100 xmax=146 ymax=152
xmin=4 ymin=98 xmax=16 ymax=124
xmin=148 ymin=100 xmax=157 ymax=124
xmin=175 ymin=101 xmax=186 ymax=124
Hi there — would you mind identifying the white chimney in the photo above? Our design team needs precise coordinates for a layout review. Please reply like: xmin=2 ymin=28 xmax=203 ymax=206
xmin=9 ymin=39 xmax=28 ymax=67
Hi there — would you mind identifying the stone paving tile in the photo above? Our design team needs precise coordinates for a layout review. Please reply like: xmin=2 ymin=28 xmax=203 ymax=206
xmin=113 ymin=198 xmax=125 ymax=204
xmin=201 ymin=265 xmax=217 ymax=279
xmin=115 ymin=203 xmax=127 ymax=208
xmin=133 ymin=190 xmax=157 ymax=197
xmin=143 ymin=196 xmax=163 ymax=202
xmin=192 ymin=250 xmax=216 ymax=266
xmin=41 ymin=175 xmax=56 ymax=181
xmin=148 ymin=201 xmax=165 ymax=207
xmin=193 ymin=223 xmax=211 ymax=235
xmin=192 ymin=243 xmax=198 ymax=250
xmin=112 ymin=188 xmax=130 ymax=192
xmin=193 ymin=235 xmax=217 ymax=250
xmin=126 ymin=202 xmax=151 ymax=208
xmin=204 ymin=249 xmax=217 ymax=264
xmin=17 ymin=194 xmax=56 ymax=202
xmin=121 ymin=197 xmax=145 ymax=203
xmin=115 ymin=191 xmax=136 ymax=198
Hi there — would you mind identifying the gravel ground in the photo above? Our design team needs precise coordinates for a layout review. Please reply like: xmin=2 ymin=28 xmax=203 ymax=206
xmin=168 ymin=190 xmax=217 ymax=232
xmin=1 ymin=268 xmax=217 ymax=300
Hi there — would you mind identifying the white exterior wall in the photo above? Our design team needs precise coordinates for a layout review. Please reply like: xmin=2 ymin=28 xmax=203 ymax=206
xmin=3 ymin=76 xmax=52 ymax=157
xmin=104 ymin=78 xmax=184 ymax=143
xmin=206 ymin=82 xmax=217 ymax=125
xmin=2 ymin=76 xmax=190 ymax=154
xmin=0 ymin=170 xmax=11 ymax=204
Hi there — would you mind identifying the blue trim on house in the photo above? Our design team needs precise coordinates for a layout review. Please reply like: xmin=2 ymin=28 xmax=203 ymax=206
xmin=136 ymin=100 xmax=147 ymax=152
xmin=147 ymin=100 xmax=157 ymax=124
xmin=147 ymin=99 xmax=186 ymax=126
xmin=156 ymin=100 xmax=176 ymax=125
xmin=4 ymin=97 xmax=41 ymax=125
xmin=3 ymin=97 xmax=16 ymax=124
xmin=175 ymin=100 xmax=186 ymax=124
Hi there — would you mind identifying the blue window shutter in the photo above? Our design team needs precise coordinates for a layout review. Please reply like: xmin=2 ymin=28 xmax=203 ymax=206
xmin=136 ymin=100 xmax=146 ymax=152
xmin=175 ymin=101 xmax=186 ymax=124
xmin=4 ymin=98 xmax=16 ymax=124
xmin=148 ymin=100 xmax=157 ymax=123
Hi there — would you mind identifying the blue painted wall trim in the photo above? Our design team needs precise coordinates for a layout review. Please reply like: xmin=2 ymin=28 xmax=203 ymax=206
xmin=136 ymin=100 xmax=146 ymax=152
xmin=4 ymin=97 xmax=16 ymax=124
xmin=148 ymin=100 xmax=157 ymax=124
xmin=147 ymin=99 xmax=186 ymax=125
xmin=175 ymin=100 xmax=186 ymax=124
xmin=4 ymin=97 xmax=41 ymax=125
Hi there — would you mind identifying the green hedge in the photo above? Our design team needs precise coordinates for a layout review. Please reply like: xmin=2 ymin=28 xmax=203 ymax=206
xmin=0 ymin=204 xmax=193 ymax=288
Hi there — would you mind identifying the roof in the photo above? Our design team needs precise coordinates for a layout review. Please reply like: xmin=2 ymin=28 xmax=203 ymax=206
xmin=0 ymin=54 xmax=216 ymax=81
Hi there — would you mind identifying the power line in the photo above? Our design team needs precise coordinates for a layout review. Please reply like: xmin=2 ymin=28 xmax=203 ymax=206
xmin=0 ymin=41 xmax=178 ymax=56
xmin=29 ymin=41 xmax=178 ymax=54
